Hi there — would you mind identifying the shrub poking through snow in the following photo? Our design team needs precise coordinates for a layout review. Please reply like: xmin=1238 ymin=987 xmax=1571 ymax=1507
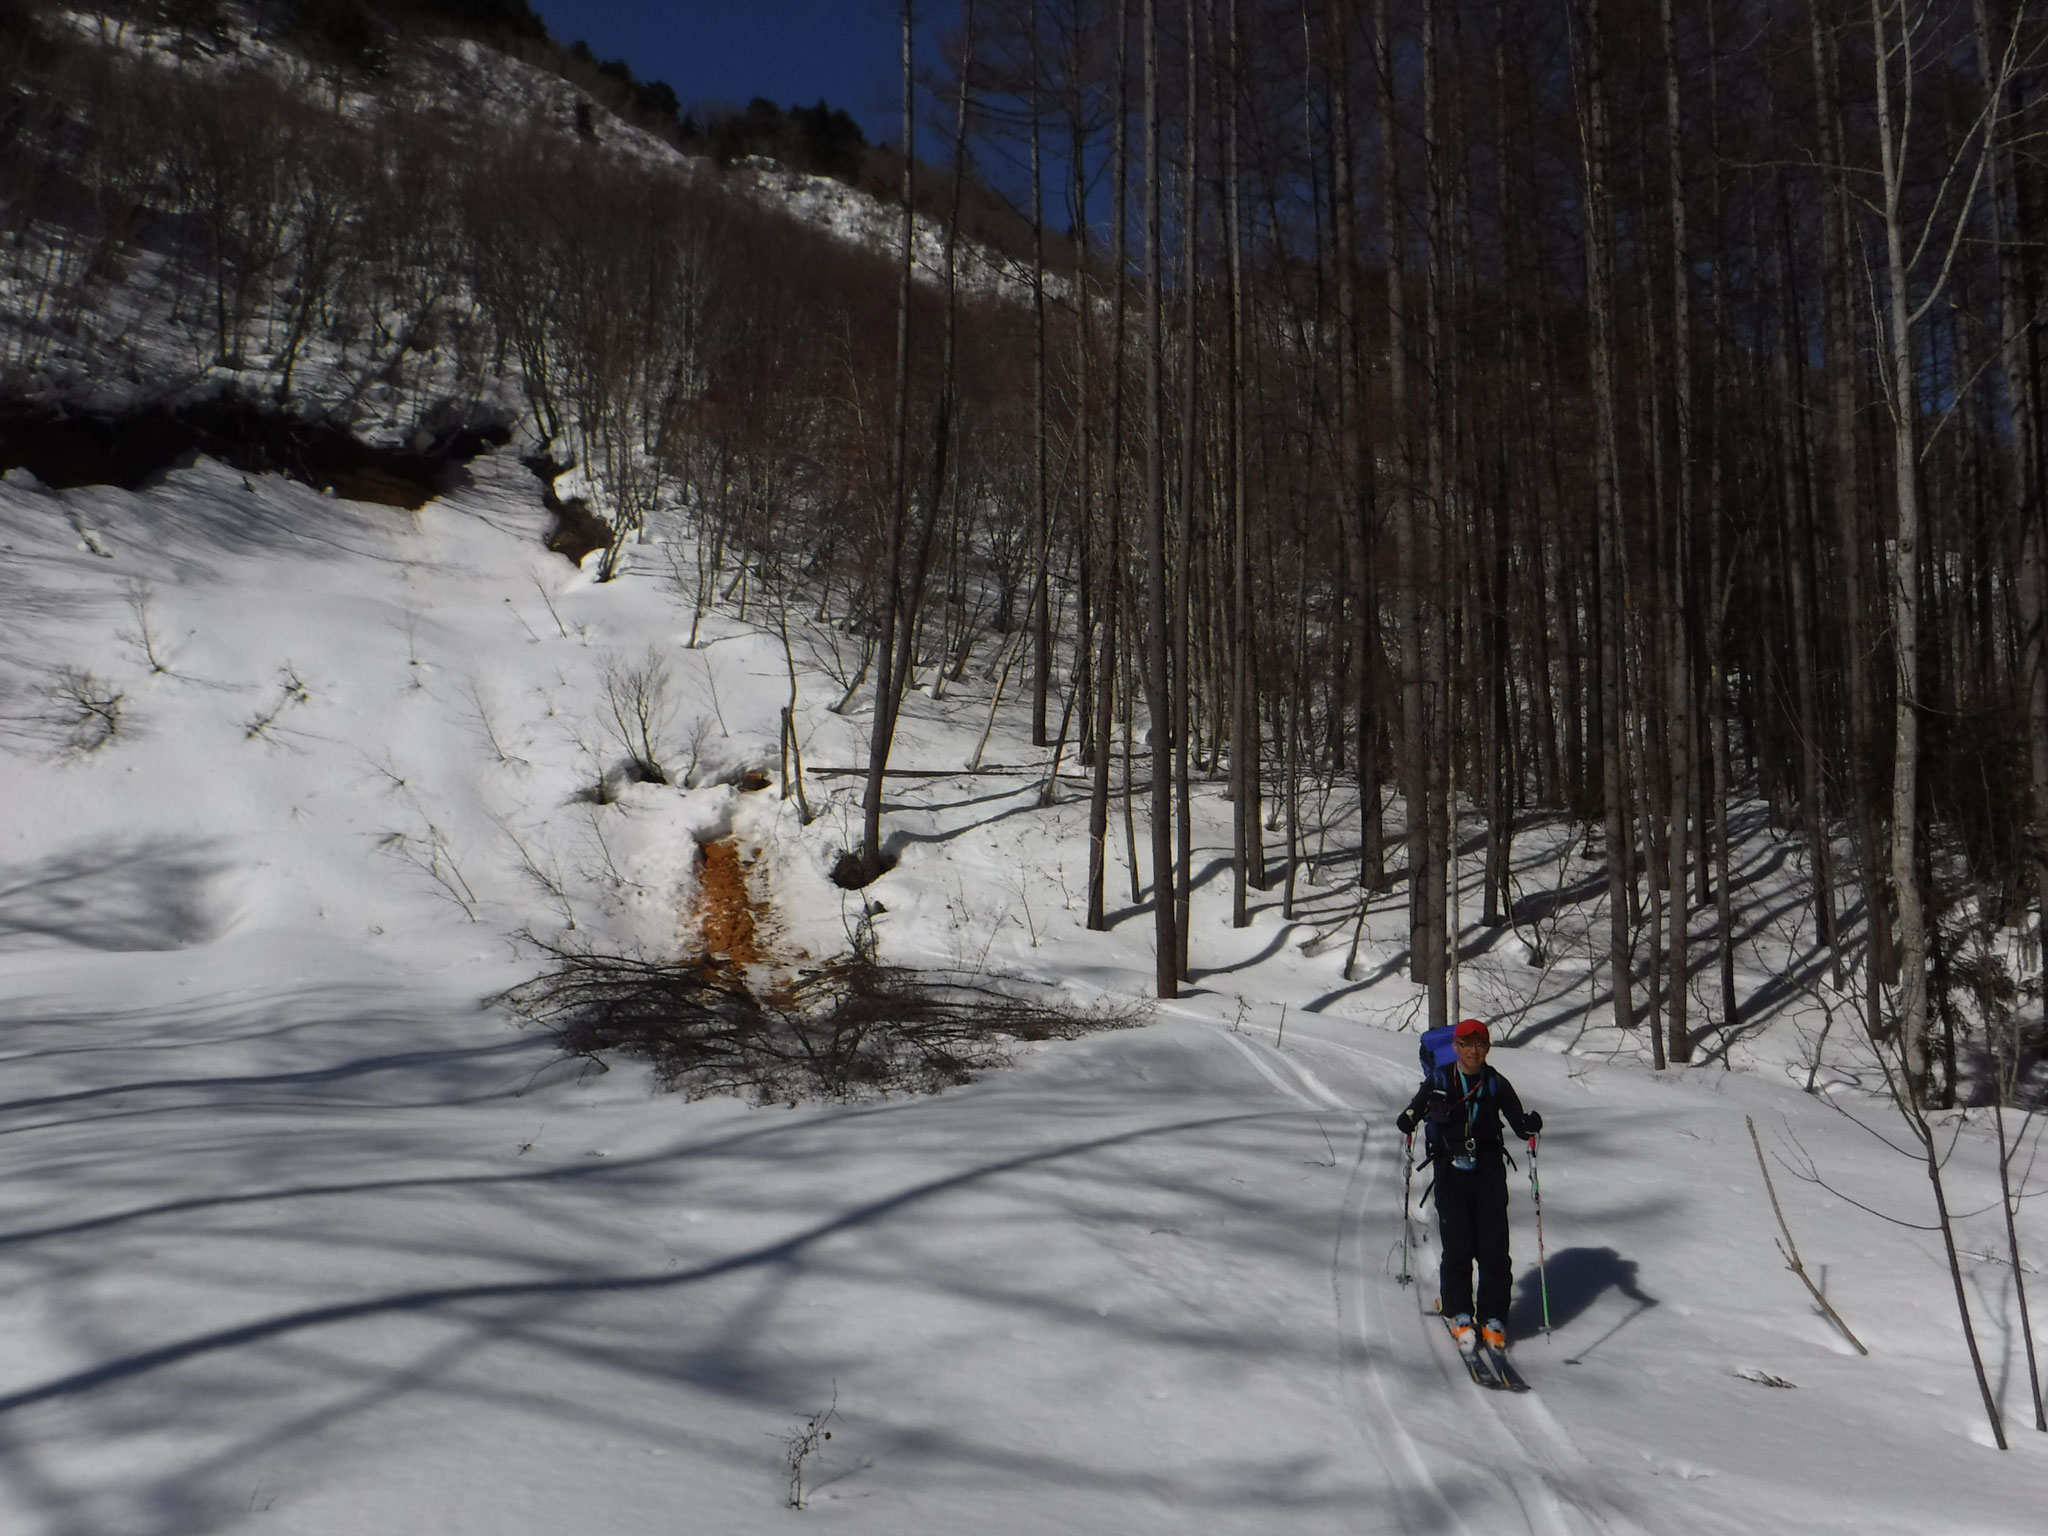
xmin=40 ymin=666 xmax=125 ymax=752
xmin=597 ymin=646 xmax=684 ymax=788
xmin=497 ymin=941 xmax=1148 ymax=1102
xmin=245 ymin=667 xmax=311 ymax=739
xmin=781 ymin=1384 xmax=838 ymax=1509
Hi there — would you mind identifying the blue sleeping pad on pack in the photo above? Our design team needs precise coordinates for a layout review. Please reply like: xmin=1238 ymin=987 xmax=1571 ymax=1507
xmin=1419 ymin=1022 xmax=1459 ymax=1076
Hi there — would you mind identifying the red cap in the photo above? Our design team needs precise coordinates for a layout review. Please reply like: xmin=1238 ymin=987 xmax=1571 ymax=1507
xmin=1453 ymin=1018 xmax=1490 ymax=1043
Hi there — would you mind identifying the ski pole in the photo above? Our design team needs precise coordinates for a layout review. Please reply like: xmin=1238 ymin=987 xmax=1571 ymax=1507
xmin=1399 ymin=1132 xmax=1416 ymax=1286
xmin=1528 ymin=1134 xmax=1551 ymax=1336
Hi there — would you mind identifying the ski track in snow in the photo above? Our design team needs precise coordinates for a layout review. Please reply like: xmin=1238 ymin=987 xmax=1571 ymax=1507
xmin=1216 ymin=1020 xmax=1649 ymax=1536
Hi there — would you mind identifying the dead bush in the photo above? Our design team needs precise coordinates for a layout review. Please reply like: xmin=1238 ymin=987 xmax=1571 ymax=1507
xmin=495 ymin=942 xmax=1147 ymax=1102
xmin=39 ymin=665 xmax=124 ymax=751
xmin=598 ymin=646 xmax=682 ymax=786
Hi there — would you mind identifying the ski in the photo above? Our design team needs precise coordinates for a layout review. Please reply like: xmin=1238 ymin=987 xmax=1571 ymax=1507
xmin=1479 ymin=1341 xmax=1530 ymax=1393
xmin=1439 ymin=1314 xmax=1502 ymax=1389
xmin=1437 ymin=1315 xmax=1531 ymax=1391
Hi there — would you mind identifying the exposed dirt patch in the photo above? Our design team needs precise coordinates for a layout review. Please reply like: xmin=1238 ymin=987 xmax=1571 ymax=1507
xmin=520 ymin=451 xmax=613 ymax=565
xmin=831 ymin=847 xmax=896 ymax=890
xmin=328 ymin=463 xmax=433 ymax=508
xmin=693 ymin=838 xmax=760 ymax=966
xmin=545 ymin=496 xmax=611 ymax=564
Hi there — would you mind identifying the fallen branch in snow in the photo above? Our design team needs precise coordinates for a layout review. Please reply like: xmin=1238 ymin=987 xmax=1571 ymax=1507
xmin=496 ymin=942 xmax=1149 ymax=1102
xmin=529 ymin=574 xmax=570 ymax=639
xmin=1746 ymin=1116 xmax=1868 ymax=1356
xmin=1734 ymin=1368 xmax=1797 ymax=1389
xmin=966 ymin=631 xmax=1026 ymax=771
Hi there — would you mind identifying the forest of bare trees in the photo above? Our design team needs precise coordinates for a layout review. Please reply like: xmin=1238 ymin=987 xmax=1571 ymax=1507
xmin=945 ymin=0 xmax=2048 ymax=1118
xmin=4 ymin=0 xmax=2047 ymax=1111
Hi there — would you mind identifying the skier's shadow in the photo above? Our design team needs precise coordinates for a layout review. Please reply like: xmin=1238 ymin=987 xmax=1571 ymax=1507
xmin=1508 ymin=1246 xmax=1655 ymax=1355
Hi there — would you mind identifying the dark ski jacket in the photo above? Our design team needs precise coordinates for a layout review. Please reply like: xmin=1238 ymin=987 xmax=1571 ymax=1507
xmin=1401 ymin=1063 xmax=1538 ymax=1171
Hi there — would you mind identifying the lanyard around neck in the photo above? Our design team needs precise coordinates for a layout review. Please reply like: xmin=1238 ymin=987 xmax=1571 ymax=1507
xmin=1453 ymin=1068 xmax=1485 ymax=1127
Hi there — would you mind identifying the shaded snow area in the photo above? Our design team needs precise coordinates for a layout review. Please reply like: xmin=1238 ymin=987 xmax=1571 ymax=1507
xmin=0 ymin=457 xmax=2044 ymax=1535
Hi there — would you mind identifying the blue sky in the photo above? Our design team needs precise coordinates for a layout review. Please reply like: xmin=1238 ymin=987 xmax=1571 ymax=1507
xmin=529 ymin=1 xmax=956 ymax=148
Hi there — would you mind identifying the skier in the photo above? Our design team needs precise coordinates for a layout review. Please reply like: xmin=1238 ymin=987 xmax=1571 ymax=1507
xmin=1395 ymin=1017 xmax=1541 ymax=1353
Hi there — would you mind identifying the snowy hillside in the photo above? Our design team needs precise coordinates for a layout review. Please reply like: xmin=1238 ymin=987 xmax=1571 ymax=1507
xmin=1 ymin=4 xmax=1036 ymax=432
xmin=0 ymin=452 xmax=2043 ymax=1534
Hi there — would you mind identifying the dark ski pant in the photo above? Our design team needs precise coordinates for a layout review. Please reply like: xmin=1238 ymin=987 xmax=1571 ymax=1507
xmin=1435 ymin=1160 xmax=1511 ymax=1323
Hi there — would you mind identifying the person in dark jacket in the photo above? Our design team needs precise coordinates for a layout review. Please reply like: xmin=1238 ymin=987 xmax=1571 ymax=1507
xmin=1395 ymin=1017 xmax=1541 ymax=1351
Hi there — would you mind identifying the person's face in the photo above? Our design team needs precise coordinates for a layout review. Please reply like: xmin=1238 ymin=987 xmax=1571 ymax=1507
xmin=1455 ymin=1035 xmax=1489 ymax=1071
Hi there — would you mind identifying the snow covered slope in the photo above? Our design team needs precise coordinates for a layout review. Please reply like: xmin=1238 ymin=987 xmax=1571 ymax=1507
xmin=4 ymin=7 xmax=1036 ymax=423
xmin=0 ymin=460 xmax=2043 ymax=1534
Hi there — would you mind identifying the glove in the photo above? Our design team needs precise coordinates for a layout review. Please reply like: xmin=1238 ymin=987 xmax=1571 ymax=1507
xmin=1396 ymin=1110 xmax=1417 ymax=1136
xmin=1524 ymin=1112 xmax=1543 ymax=1136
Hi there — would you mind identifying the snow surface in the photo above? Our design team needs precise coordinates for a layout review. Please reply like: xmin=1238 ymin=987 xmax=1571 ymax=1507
xmin=2 ymin=452 xmax=2046 ymax=1536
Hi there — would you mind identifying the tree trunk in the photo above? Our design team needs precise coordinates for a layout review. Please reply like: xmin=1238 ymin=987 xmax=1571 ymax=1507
xmin=1871 ymin=0 xmax=1929 ymax=1093
xmin=1143 ymin=0 xmax=1178 ymax=995
xmin=1175 ymin=0 xmax=1202 ymax=979
xmin=1375 ymin=0 xmax=1427 ymax=994
xmin=1576 ymin=0 xmax=1635 ymax=1037
xmin=1030 ymin=0 xmax=1053 ymax=748
xmin=1089 ymin=0 xmax=1134 ymax=932
xmin=1229 ymin=0 xmax=1255 ymax=929
xmin=1419 ymin=0 xmax=1450 ymax=1029
xmin=860 ymin=0 xmax=920 ymax=877
xmin=1331 ymin=0 xmax=1381 ymax=900
xmin=1809 ymin=0 xmax=1882 ymax=1028
xmin=1660 ymin=0 xmax=1694 ymax=1063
